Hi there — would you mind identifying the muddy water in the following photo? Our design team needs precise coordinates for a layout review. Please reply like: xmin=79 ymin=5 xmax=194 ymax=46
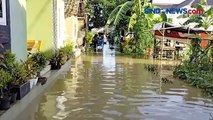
xmin=23 ymin=47 xmax=213 ymax=120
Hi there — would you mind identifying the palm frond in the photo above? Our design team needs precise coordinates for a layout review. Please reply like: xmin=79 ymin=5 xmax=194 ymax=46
xmin=194 ymin=24 xmax=203 ymax=28
xmin=160 ymin=13 xmax=168 ymax=22
xmin=205 ymin=6 xmax=213 ymax=17
xmin=192 ymin=3 xmax=204 ymax=11
xmin=183 ymin=18 xmax=202 ymax=25
xmin=177 ymin=14 xmax=189 ymax=18
xmin=113 ymin=1 xmax=134 ymax=25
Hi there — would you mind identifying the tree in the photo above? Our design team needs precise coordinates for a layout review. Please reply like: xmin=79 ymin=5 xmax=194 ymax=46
xmin=178 ymin=1 xmax=213 ymax=30
xmin=87 ymin=0 xmax=128 ymax=29
xmin=178 ymin=0 xmax=213 ymax=59
xmin=106 ymin=0 xmax=157 ymax=57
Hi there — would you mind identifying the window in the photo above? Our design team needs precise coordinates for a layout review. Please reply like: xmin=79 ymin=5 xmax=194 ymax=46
xmin=0 ymin=0 xmax=7 ymax=25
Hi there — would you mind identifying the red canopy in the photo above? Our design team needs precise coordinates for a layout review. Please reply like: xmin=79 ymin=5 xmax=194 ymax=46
xmin=154 ymin=22 xmax=212 ymax=43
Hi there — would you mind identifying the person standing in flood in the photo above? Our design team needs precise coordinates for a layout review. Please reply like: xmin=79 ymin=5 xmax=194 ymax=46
xmin=120 ymin=35 xmax=125 ymax=53
xmin=93 ymin=34 xmax=98 ymax=52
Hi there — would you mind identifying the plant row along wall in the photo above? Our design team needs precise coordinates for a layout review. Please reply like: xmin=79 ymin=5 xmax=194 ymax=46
xmin=0 ymin=43 xmax=73 ymax=110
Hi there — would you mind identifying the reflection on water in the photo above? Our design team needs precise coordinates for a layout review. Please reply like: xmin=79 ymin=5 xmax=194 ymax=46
xmin=25 ymin=45 xmax=213 ymax=120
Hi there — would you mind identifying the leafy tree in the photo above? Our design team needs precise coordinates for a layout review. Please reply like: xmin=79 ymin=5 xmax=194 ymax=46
xmin=87 ymin=0 xmax=128 ymax=29
xmin=178 ymin=1 xmax=213 ymax=30
xmin=106 ymin=0 xmax=157 ymax=57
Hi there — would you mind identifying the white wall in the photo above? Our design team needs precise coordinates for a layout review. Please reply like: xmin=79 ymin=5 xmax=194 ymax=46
xmin=10 ymin=0 xmax=27 ymax=60
xmin=56 ymin=0 xmax=66 ymax=48
xmin=65 ymin=15 xmax=79 ymax=47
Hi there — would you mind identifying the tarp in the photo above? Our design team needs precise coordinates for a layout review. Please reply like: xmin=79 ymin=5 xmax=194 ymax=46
xmin=154 ymin=22 xmax=213 ymax=41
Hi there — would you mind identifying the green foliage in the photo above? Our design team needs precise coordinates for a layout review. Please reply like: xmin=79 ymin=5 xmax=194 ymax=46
xmin=0 ymin=70 xmax=13 ymax=88
xmin=11 ymin=62 xmax=27 ymax=85
xmin=31 ymin=53 xmax=47 ymax=71
xmin=85 ymin=32 xmax=93 ymax=52
xmin=59 ymin=44 xmax=73 ymax=58
xmin=24 ymin=58 xmax=38 ymax=79
xmin=86 ymin=32 xmax=93 ymax=44
xmin=50 ymin=45 xmax=73 ymax=66
xmin=106 ymin=0 xmax=161 ymax=57
xmin=178 ymin=3 xmax=213 ymax=30
xmin=174 ymin=41 xmax=213 ymax=96
xmin=0 ymin=51 xmax=16 ymax=75
xmin=88 ymin=0 xmax=129 ymax=28
xmin=43 ymin=49 xmax=54 ymax=61
xmin=107 ymin=1 xmax=133 ymax=26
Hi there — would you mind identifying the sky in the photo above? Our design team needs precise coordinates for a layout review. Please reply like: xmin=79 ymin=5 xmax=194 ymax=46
xmin=152 ymin=0 xmax=187 ymax=5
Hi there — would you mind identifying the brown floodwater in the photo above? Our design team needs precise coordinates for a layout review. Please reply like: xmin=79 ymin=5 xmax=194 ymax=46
xmin=20 ymin=47 xmax=213 ymax=120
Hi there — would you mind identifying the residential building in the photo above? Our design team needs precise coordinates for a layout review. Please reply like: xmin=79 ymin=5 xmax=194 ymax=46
xmin=0 ymin=0 xmax=27 ymax=60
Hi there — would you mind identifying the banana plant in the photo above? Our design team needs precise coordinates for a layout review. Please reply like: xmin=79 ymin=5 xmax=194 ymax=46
xmin=178 ymin=1 xmax=213 ymax=30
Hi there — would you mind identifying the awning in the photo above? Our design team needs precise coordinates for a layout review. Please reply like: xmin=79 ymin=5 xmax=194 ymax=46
xmin=154 ymin=22 xmax=213 ymax=41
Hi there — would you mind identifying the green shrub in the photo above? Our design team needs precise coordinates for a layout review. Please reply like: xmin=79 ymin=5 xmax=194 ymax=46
xmin=31 ymin=53 xmax=47 ymax=71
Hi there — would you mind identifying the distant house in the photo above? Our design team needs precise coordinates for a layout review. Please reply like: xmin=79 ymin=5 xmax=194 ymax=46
xmin=65 ymin=0 xmax=87 ymax=57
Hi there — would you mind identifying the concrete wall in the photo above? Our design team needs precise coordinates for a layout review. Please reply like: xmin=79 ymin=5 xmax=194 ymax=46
xmin=56 ymin=0 xmax=66 ymax=48
xmin=65 ymin=16 xmax=79 ymax=47
xmin=27 ymin=0 xmax=54 ymax=52
xmin=10 ymin=0 xmax=27 ymax=60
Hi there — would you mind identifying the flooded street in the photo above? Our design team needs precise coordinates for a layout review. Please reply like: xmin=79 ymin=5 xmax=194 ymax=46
xmin=20 ymin=46 xmax=213 ymax=120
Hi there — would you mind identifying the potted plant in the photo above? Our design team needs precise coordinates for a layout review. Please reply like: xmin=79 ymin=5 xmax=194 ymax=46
xmin=50 ymin=51 xmax=62 ymax=70
xmin=0 ymin=49 xmax=17 ymax=104
xmin=60 ymin=45 xmax=73 ymax=61
xmin=10 ymin=62 xmax=30 ymax=100
xmin=31 ymin=52 xmax=47 ymax=72
xmin=59 ymin=50 xmax=67 ymax=65
xmin=24 ymin=58 xmax=38 ymax=89
xmin=0 ymin=70 xmax=13 ymax=110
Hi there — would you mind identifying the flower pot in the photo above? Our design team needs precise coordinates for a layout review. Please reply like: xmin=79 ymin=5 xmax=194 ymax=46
xmin=10 ymin=92 xmax=17 ymax=104
xmin=11 ymin=81 xmax=30 ymax=100
xmin=0 ymin=96 xmax=11 ymax=110
xmin=51 ymin=63 xmax=61 ymax=70
xmin=29 ymin=79 xmax=34 ymax=90
xmin=28 ymin=77 xmax=38 ymax=89
xmin=33 ymin=77 xmax=38 ymax=86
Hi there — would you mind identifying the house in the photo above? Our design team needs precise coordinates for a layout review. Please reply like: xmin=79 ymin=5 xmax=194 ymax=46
xmin=27 ymin=0 xmax=66 ymax=52
xmin=0 ymin=0 xmax=87 ymax=60
xmin=65 ymin=0 xmax=87 ymax=57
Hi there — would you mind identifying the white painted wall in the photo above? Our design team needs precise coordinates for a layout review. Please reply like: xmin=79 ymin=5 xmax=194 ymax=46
xmin=65 ymin=15 xmax=79 ymax=47
xmin=56 ymin=0 xmax=66 ymax=48
xmin=10 ymin=0 xmax=27 ymax=60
